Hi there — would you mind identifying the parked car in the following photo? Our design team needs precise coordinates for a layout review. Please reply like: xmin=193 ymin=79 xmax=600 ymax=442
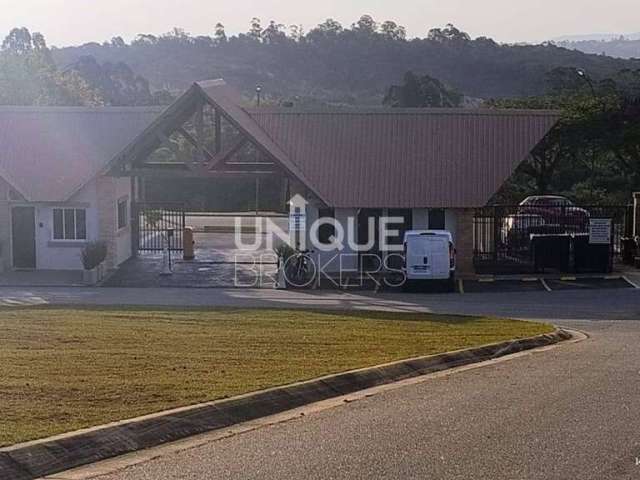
xmin=518 ymin=196 xmax=590 ymax=230
xmin=501 ymin=214 xmax=546 ymax=249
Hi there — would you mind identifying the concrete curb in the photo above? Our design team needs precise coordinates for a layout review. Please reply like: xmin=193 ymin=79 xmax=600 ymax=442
xmin=0 ymin=329 xmax=572 ymax=480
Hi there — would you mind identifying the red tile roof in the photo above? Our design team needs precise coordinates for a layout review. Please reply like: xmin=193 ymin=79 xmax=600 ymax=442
xmin=0 ymin=107 xmax=161 ymax=202
xmin=246 ymin=108 xmax=559 ymax=208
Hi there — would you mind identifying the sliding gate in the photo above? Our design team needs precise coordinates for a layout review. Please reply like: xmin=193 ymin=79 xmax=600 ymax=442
xmin=134 ymin=203 xmax=186 ymax=253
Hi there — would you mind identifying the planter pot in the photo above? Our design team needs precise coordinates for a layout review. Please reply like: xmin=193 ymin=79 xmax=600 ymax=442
xmin=82 ymin=268 xmax=98 ymax=285
xmin=275 ymin=267 xmax=287 ymax=289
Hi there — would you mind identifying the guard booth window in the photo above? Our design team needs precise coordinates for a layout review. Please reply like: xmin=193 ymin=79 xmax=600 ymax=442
xmin=318 ymin=208 xmax=336 ymax=244
xmin=429 ymin=209 xmax=446 ymax=230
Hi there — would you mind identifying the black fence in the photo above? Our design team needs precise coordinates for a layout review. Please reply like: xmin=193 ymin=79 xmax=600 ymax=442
xmin=135 ymin=203 xmax=186 ymax=252
xmin=473 ymin=204 xmax=633 ymax=274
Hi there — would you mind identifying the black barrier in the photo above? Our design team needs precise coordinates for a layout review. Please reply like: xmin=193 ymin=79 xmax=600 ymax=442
xmin=621 ymin=237 xmax=638 ymax=265
xmin=531 ymin=234 xmax=571 ymax=273
xmin=573 ymin=234 xmax=613 ymax=273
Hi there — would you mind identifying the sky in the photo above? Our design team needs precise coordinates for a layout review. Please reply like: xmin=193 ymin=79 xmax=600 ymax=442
xmin=0 ymin=0 xmax=639 ymax=47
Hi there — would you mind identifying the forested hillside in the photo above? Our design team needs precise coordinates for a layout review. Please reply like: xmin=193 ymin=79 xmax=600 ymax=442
xmin=51 ymin=18 xmax=640 ymax=104
xmin=558 ymin=37 xmax=640 ymax=60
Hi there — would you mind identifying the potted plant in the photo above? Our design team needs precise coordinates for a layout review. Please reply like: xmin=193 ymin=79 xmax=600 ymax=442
xmin=81 ymin=241 xmax=108 ymax=285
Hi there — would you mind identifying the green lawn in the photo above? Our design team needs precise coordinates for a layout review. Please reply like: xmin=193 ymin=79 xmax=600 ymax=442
xmin=0 ymin=307 xmax=553 ymax=447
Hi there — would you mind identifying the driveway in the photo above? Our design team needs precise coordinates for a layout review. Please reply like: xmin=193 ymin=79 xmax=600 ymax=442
xmin=103 ymin=232 xmax=278 ymax=288
xmin=4 ymin=287 xmax=639 ymax=479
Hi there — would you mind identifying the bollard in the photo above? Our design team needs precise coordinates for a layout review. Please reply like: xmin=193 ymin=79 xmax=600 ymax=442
xmin=184 ymin=226 xmax=195 ymax=260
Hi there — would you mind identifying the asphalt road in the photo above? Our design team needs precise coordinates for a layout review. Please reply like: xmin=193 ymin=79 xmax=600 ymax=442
xmin=91 ymin=320 xmax=640 ymax=480
xmin=6 ymin=287 xmax=638 ymax=479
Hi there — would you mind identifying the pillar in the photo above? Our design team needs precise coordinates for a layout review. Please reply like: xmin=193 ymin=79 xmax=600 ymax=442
xmin=96 ymin=176 xmax=118 ymax=270
xmin=455 ymin=208 xmax=476 ymax=277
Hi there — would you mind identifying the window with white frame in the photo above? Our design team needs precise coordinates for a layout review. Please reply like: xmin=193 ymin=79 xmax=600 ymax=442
xmin=117 ymin=198 xmax=128 ymax=230
xmin=53 ymin=208 xmax=87 ymax=240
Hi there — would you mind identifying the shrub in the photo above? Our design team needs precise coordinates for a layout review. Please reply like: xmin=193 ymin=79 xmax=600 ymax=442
xmin=274 ymin=243 xmax=295 ymax=265
xmin=144 ymin=210 xmax=163 ymax=228
xmin=81 ymin=241 xmax=108 ymax=270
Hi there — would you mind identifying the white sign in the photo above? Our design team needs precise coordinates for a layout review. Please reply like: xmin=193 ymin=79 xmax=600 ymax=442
xmin=589 ymin=218 xmax=612 ymax=245
xmin=289 ymin=212 xmax=307 ymax=232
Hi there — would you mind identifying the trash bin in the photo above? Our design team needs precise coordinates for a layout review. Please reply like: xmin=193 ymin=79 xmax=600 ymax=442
xmin=621 ymin=237 xmax=638 ymax=265
xmin=573 ymin=234 xmax=612 ymax=273
xmin=531 ymin=234 xmax=571 ymax=273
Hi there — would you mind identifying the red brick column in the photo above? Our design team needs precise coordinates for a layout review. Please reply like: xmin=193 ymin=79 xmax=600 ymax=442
xmin=0 ymin=179 xmax=10 ymax=272
xmin=455 ymin=208 xmax=476 ymax=277
xmin=96 ymin=177 xmax=117 ymax=270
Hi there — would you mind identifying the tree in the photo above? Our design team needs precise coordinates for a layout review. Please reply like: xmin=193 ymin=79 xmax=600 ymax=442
xmin=428 ymin=24 xmax=471 ymax=43
xmin=380 ymin=21 xmax=406 ymax=41
xmin=0 ymin=29 xmax=102 ymax=106
xmin=2 ymin=27 xmax=33 ymax=54
xmin=384 ymin=71 xmax=463 ymax=107
xmin=289 ymin=24 xmax=304 ymax=42
xmin=248 ymin=18 xmax=263 ymax=42
xmin=214 ymin=23 xmax=227 ymax=44
xmin=110 ymin=36 xmax=126 ymax=48
xmin=353 ymin=15 xmax=377 ymax=35
xmin=490 ymin=68 xmax=640 ymax=203
xmin=261 ymin=21 xmax=286 ymax=45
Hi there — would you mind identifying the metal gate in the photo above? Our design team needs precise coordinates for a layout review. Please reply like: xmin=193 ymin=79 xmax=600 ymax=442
xmin=473 ymin=204 xmax=633 ymax=274
xmin=134 ymin=203 xmax=186 ymax=252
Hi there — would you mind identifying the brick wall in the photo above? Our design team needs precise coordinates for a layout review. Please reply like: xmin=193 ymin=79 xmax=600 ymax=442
xmin=96 ymin=176 xmax=118 ymax=270
xmin=0 ymin=178 xmax=9 ymax=272
xmin=454 ymin=208 xmax=475 ymax=277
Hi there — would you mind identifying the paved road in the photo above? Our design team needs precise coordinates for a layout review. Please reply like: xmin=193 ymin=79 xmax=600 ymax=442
xmin=5 ymin=286 xmax=631 ymax=479
xmin=2 ymin=285 xmax=640 ymax=321
xmin=91 ymin=320 xmax=640 ymax=480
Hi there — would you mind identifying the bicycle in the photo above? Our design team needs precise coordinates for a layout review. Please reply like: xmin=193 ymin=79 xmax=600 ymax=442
xmin=285 ymin=249 xmax=315 ymax=287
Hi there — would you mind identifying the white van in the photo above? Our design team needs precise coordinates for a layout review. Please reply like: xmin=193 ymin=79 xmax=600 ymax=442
xmin=403 ymin=231 xmax=456 ymax=290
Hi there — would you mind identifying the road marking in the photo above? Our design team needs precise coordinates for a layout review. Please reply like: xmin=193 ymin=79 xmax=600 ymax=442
xmin=621 ymin=276 xmax=640 ymax=289
xmin=540 ymin=279 xmax=552 ymax=292
xmin=478 ymin=278 xmax=495 ymax=283
xmin=560 ymin=276 xmax=577 ymax=281
xmin=521 ymin=277 xmax=539 ymax=282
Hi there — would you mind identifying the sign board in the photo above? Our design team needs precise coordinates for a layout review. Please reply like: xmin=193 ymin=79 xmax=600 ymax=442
xmin=289 ymin=212 xmax=307 ymax=232
xmin=589 ymin=218 xmax=612 ymax=245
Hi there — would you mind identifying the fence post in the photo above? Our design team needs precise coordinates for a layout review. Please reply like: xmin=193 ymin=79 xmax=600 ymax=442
xmin=634 ymin=193 xmax=640 ymax=238
xmin=131 ymin=202 xmax=140 ymax=258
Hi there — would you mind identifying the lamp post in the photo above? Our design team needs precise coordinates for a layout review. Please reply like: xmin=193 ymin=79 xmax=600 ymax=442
xmin=256 ymin=85 xmax=262 ymax=107
xmin=576 ymin=69 xmax=597 ymax=100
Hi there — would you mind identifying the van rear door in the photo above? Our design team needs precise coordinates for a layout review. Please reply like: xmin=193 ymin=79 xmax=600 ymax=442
xmin=406 ymin=234 xmax=450 ymax=278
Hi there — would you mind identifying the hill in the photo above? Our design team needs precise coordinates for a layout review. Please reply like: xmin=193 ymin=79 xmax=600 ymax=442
xmin=50 ymin=20 xmax=640 ymax=104
xmin=557 ymin=37 xmax=640 ymax=60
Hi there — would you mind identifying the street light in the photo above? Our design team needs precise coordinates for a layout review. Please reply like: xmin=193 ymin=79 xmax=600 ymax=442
xmin=576 ymin=69 xmax=597 ymax=100
xmin=256 ymin=85 xmax=262 ymax=107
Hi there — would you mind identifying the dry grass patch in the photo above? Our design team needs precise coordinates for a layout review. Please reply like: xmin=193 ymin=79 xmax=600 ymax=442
xmin=0 ymin=307 xmax=553 ymax=446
